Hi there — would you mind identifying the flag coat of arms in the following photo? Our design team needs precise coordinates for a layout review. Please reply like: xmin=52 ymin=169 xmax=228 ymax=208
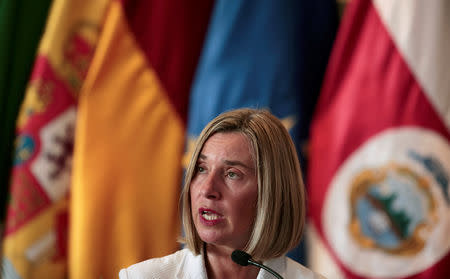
xmin=308 ymin=0 xmax=450 ymax=278
xmin=2 ymin=1 xmax=109 ymax=278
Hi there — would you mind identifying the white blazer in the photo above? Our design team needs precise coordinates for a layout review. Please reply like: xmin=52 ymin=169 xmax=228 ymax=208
xmin=119 ymin=248 xmax=326 ymax=279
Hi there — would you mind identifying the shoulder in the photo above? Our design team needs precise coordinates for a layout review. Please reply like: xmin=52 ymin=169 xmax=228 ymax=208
xmin=119 ymin=249 xmax=206 ymax=279
xmin=285 ymin=257 xmax=327 ymax=279
xmin=262 ymin=256 xmax=326 ymax=279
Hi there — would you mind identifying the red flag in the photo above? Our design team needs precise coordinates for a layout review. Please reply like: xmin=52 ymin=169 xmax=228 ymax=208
xmin=308 ymin=0 xmax=450 ymax=278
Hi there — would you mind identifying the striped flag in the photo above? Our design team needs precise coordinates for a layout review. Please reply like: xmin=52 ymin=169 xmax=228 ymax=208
xmin=69 ymin=0 xmax=212 ymax=278
xmin=1 ymin=0 xmax=109 ymax=278
xmin=185 ymin=0 xmax=337 ymax=263
xmin=308 ymin=0 xmax=450 ymax=278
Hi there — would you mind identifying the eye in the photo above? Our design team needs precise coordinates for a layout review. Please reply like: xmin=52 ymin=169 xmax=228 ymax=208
xmin=197 ymin=165 xmax=206 ymax=173
xmin=226 ymin=171 xmax=238 ymax=179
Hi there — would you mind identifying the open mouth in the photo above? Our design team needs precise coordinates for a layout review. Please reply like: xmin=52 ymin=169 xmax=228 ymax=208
xmin=201 ymin=210 xmax=221 ymax=220
xmin=199 ymin=208 xmax=223 ymax=223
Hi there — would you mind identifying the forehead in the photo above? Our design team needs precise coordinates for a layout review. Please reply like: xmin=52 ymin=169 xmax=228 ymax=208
xmin=200 ymin=132 xmax=254 ymax=162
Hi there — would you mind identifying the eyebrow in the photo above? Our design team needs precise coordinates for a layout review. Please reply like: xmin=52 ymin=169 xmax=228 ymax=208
xmin=198 ymin=154 xmax=255 ymax=171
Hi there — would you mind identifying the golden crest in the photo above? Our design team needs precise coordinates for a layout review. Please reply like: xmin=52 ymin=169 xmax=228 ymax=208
xmin=348 ymin=163 xmax=437 ymax=256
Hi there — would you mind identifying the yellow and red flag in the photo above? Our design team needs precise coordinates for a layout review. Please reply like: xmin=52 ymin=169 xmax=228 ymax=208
xmin=2 ymin=0 xmax=109 ymax=278
xmin=69 ymin=0 xmax=212 ymax=278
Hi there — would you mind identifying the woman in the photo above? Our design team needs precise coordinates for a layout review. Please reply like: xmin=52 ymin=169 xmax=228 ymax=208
xmin=119 ymin=108 xmax=325 ymax=279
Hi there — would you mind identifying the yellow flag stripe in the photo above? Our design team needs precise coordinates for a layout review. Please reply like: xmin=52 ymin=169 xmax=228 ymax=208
xmin=70 ymin=1 xmax=184 ymax=278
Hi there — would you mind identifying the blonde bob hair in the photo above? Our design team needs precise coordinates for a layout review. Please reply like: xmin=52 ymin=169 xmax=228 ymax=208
xmin=180 ymin=108 xmax=306 ymax=260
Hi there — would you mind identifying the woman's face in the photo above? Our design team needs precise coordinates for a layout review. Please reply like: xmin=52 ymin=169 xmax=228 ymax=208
xmin=190 ymin=132 xmax=258 ymax=250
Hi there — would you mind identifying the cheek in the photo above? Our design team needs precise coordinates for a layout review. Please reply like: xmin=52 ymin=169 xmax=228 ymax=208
xmin=189 ymin=188 xmax=197 ymax=209
xmin=234 ymin=190 xmax=258 ymax=222
xmin=189 ymin=178 xmax=201 ymax=197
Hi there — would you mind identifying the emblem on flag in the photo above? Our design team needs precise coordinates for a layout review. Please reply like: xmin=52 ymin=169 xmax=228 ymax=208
xmin=349 ymin=163 xmax=437 ymax=256
xmin=323 ymin=127 xmax=450 ymax=278
xmin=14 ymin=135 xmax=36 ymax=166
xmin=31 ymin=107 xmax=76 ymax=202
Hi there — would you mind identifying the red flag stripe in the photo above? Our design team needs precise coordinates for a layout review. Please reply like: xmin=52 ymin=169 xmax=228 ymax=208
xmin=121 ymin=0 xmax=213 ymax=123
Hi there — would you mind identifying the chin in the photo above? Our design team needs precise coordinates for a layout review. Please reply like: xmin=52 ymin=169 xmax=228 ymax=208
xmin=198 ymin=231 xmax=223 ymax=244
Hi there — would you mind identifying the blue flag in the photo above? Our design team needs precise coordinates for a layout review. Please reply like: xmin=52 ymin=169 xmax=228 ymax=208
xmin=186 ymin=0 xmax=337 ymax=264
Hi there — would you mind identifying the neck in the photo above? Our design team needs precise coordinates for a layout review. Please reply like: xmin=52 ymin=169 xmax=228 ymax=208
xmin=204 ymin=244 xmax=259 ymax=279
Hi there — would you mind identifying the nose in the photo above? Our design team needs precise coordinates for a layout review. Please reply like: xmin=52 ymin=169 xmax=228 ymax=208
xmin=198 ymin=172 xmax=221 ymax=200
